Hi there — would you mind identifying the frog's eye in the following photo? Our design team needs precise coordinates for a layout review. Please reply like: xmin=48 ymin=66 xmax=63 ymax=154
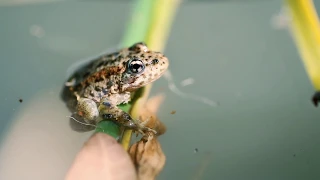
xmin=127 ymin=59 xmax=145 ymax=74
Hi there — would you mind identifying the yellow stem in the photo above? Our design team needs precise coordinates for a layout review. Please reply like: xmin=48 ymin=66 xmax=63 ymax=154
xmin=285 ymin=0 xmax=320 ymax=90
xmin=121 ymin=0 xmax=181 ymax=150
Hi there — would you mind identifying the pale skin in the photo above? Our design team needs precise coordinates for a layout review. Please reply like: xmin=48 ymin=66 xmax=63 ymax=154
xmin=66 ymin=133 xmax=137 ymax=180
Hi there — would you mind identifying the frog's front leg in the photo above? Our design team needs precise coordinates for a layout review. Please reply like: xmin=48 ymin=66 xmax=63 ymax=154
xmin=98 ymin=99 xmax=156 ymax=135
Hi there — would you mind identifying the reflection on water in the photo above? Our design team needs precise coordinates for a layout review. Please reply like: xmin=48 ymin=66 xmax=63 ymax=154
xmin=163 ymin=70 xmax=218 ymax=107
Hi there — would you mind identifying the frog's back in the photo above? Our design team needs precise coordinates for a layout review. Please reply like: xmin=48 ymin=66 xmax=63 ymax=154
xmin=60 ymin=50 xmax=120 ymax=111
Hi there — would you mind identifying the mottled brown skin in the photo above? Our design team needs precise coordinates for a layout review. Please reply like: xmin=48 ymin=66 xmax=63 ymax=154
xmin=61 ymin=42 xmax=169 ymax=133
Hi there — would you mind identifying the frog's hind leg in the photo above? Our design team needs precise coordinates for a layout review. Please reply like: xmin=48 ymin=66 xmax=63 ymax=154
xmin=98 ymin=100 xmax=157 ymax=135
xmin=68 ymin=113 xmax=96 ymax=132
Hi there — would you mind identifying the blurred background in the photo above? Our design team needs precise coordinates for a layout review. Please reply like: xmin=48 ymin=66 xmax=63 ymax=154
xmin=1 ymin=0 xmax=320 ymax=179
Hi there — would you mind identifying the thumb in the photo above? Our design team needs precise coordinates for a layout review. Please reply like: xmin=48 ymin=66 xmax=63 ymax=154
xmin=66 ymin=133 xmax=137 ymax=180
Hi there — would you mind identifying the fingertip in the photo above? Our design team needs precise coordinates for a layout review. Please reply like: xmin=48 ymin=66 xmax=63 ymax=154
xmin=84 ymin=133 xmax=118 ymax=149
xmin=66 ymin=133 xmax=137 ymax=180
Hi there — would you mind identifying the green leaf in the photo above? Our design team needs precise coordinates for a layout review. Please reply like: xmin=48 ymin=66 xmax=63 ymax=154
xmin=95 ymin=120 xmax=121 ymax=140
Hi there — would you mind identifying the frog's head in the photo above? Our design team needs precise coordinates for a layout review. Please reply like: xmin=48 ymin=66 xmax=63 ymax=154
xmin=120 ymin=42 xmax=169 ymax=92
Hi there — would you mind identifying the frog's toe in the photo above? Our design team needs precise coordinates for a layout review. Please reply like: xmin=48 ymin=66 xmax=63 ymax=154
xmin=312 ymin=91 xmax=320 ymax=107
xmin=137 ymin=129 xmax=145 ymax=136
xmin=139 ymin=118 xmax=149 ymax=127
xmin=139 ymin=117 xmax=157 ymax=134
xmin=69 ymin=113 xmax=96 ymax=132
xmin=138 ymin=122 xmax=157 ymax=135
xmin=146 ymin=127 xmax=157 ymax=134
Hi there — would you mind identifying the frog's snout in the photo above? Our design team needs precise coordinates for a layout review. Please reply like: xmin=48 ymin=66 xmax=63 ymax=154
xmin=158 ymin=56 xmax=169 ymax=72
xmin=147 ymin=56 xmax=169 ymax=78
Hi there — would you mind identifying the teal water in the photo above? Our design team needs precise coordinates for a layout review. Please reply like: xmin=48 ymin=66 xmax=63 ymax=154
xmin=1 ymin=0 xmax=320 ymax=179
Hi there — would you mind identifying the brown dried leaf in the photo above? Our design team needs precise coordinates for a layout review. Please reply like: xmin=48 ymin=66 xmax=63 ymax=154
xmin=129 ymin=134 xmax=166 ymax=180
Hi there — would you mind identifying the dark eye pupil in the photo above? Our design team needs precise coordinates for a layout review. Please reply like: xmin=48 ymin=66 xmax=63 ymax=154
xmin=132 ymin=64 xmax=141 ymax=70
xmin=127 ymin=59 xmax=145 ymax=74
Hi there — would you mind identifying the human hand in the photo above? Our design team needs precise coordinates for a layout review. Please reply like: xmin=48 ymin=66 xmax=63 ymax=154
xmin=65 ymin=133 xmax=137 ymax=180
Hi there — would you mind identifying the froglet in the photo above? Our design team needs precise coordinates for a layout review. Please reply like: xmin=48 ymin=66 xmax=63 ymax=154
xmin=61 ymin=42 xmax=169 ymax=134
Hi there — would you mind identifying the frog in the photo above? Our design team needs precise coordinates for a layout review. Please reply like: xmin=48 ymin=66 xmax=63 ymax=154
xmin=61 ymin=42 xmax=169 ymax=134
